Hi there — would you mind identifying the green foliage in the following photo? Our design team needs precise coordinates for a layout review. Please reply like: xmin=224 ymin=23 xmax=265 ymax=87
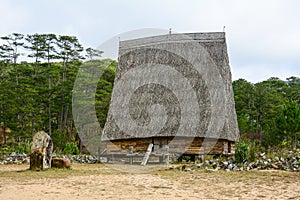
xmin=11 ymin=141 xmax=31 ymax=154
xmin=0 ymin=145 xmax=11 ymax=158
xmin=0 ymin=140 xmax=31 ymax=157
xmin=233 ymin=77 xmax=300 ymax=148
xmin=63 ymin=138 xmax=79 ymax=155
xmin=0 ymin=32 xmax=118 ymax=153
xmin=262 ymin=131 xmax=284 ymax=147
xmin=235 ymin=140 xmax=259 ymax=163
xmin=51 ymin=130 xmax=68 ymax=152
xmin=247 ymin=141 xmax=258 ymax=162
xmin=235 ymin=141 xmax=249 ymax=163
xmin=85 ymin=47 xmax=103 ymax=60
xmin=280 ymin=139 xmax=291 ymax=149
xmin=232 ymin=79 xmax=256 ymax=134
xmin=275 ymin=101 xmax=300 ymax=149
xmin=95 ymin=60 xmax=117 ymax=127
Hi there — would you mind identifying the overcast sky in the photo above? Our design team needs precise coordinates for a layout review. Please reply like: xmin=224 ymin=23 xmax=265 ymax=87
xmin=0 ymin=0 xmax=299 ymax=83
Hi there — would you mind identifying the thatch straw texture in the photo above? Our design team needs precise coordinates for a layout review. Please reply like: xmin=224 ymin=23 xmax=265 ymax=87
xmin=103 ymin=32 xmax=239 ymax=142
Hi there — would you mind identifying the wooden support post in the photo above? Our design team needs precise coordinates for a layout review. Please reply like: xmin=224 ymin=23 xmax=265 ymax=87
xmin=163 ymin=145 xmax=169 ymax=165
xmin=129 ymin=146 xmax=133 ymax=154
xmin=130 ymin=156 xmax=133 ymax=165
xmin=159 ymin=156 xmax=163 ymax=163
xmin=97 ymin=147 xmax=100 ymax=163
xmin=128 ymin=146 xmax=134 ymax=164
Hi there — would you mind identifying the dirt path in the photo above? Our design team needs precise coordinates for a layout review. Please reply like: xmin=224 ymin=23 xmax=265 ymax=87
xmin=0 ymin=164 xmax=299 ymax=199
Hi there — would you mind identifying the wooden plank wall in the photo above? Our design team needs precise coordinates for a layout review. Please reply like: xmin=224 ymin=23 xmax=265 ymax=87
xmin=103 ymin=137 xmax=235 ymax=155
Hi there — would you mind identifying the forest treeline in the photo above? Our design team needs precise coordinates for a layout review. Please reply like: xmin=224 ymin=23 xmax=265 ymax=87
xmin=233 ymin=77 xmax=300 ymax=149
xmin=0 ymin=33 xmax=299 ymax=153
xmin=0 ymin=33 xmax=116 ymax=152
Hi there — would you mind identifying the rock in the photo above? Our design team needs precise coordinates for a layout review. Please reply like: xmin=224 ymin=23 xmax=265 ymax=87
xmin=51 ymin=158 xmax=71 ymax=169
xmin=194 ymin=163 xmax=203 ymax=168
xmin=205 ymin=167 xmax=218 ymax=172
xmin=181 ymin=165 xmax=187 ymax=171
xmin=184 ymin=167 xmax=192 ymax=172
xmin=227 ymin=163 xmax=233 ymax=170
xmin=212 ymin=162 xmax=217 ymax=168
xmin=9 ymin=152 xmax=16 ymax=157
xmin=260 ymin=152 xmax=265 ymax=157
xmin=30 ymin=131 xmax=53 ymax=171
xmin=23 ymin=157 xmax=30 ymax=164
xmin=271 ymin=164 xmax=279 ymax=169
xmin=222 ymin=161 xmax=229 ymax=167
xmin=88 ymin=155 xmax=94 ymax=161
xmin=233 ymin=166 xmax=239 ymax=171
xmin=293 ymin=168 xmax=299 ymax=172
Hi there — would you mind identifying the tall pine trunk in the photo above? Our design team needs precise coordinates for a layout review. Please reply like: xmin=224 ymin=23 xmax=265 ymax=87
xmin=31 ymin=59 xmax=37 ymax=135
xmin=48 ymin=75 xmax=51 ymax=135
xmin=59 ymin=61 xmax=67 ymax=132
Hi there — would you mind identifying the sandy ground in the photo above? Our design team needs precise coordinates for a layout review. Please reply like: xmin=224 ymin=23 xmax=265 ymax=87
xmin=0 ymin=164 xmax=299 ymax=200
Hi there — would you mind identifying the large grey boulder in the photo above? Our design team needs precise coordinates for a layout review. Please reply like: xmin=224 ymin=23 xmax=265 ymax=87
xmin=30 ymin=131 xmax=53 ymax=170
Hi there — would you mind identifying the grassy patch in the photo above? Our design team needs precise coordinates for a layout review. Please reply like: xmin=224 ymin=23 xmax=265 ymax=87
xmin=0 ymin=163 xmax=113 ymax=180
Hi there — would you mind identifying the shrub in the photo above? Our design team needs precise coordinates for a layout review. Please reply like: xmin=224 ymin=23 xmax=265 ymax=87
xmin=63 ymin=138 xmax=79 ymax=155
xmin=248 ymin=142 xmax=258 ymax=162
xmin=235 ymin=141 xmax=249 ymax=163
xmin=51 ymin=130 xmax=68 ymax=152
xmin=0 ymin=141 xmax=31 ymax=157
xmin=0 ymin=145 xmax=11 ymax=159
xmin=12 ymin=141 xmax=31 ymax=154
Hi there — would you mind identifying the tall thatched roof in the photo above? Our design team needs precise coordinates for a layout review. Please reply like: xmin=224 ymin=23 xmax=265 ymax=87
xmin=103 ymin=32 xmax=239 ymax=142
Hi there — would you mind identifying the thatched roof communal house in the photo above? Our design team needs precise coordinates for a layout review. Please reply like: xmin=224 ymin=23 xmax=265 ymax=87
xmin=102 ymin=32 xmax=239 ymax=160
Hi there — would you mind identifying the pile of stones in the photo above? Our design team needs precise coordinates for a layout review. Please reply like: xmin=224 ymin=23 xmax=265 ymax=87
xmin=0 ymin=152 xmax=30 ymax=165
xmin=54 ymin=154 xmax=99 ymax=164
xmin=0 ymin=153 xmax=100 ymax=165
xmin=1 ymin=149 xmax=299 ymax=173
xmin=175 ymin=149 xmax=300 ymax=172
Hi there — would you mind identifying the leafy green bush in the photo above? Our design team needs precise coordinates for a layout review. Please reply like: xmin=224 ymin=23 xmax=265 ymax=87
xmin=51 ymin=130 xmax=68 ymax=152
xmin=248 ymin=142 xmax=258 ymax=162
xmin=0 ymin=141 xmax=31 ymax=157
xmin=63 ymin=138 xmax=79 ymax=155
xmin=235 ymin=140 xmax=261 ymax=163
xmin=12 ymin=141 xmax=31 ymax=154
xmin=262 ymin=131 xmax=284 ymax=148
xmin=0 ymin=145 xmax=11 ymax=158
xmin=235 ymin=141 xmax=249 ymax=163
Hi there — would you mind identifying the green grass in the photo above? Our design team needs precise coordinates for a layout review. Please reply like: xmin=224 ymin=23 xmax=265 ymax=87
xmin=1 ymin=163 xmax=298 ymax=184
xmin=0 ymin=163 xmax=109 ymax=180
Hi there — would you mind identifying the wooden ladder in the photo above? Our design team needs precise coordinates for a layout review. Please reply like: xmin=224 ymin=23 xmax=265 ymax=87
xmin=140 ymin=144 xmax=153 ymax=166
